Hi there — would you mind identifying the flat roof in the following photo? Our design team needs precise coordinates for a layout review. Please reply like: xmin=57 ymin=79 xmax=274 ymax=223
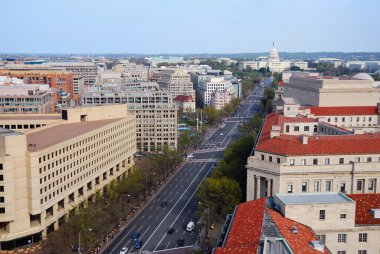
xmin=26 ymin=118 xmax=121 ymax=152
xmin=276 ymin=193 xmax=354 ymax=205
xmin=0 ymin=115 xmax=61 ymax=121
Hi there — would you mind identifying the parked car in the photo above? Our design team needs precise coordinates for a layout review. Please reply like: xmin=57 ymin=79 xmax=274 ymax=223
xmin=161 ymin=201 xmax=168 ymax=207
xmin=186 ymin=154 xmax=194 ymax=159
xmin=131 ymin=232 xmax=140 ymax=241
xmin=177 ymin=238 xmax=185 ymax=246
xmin=167 ymin=228 xmax=175 ymax=235
xmin=134 ymin=240 xmax=143 ymax=249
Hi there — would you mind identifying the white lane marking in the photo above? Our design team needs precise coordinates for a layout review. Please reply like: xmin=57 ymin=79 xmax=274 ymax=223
xmin=165 ymin=241 xmax=171 ymax=249
xmin=141 ymin=163 xmax=210 ymax=250
xmin=153 ymin=163 xmax=215 ymax=251
xmin=109 ymin=224 xmax=137 ymax=253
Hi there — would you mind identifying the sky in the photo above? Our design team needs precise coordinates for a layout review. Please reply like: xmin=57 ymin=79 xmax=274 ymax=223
xmin=2 ymin=0 xmax=379 ymax=54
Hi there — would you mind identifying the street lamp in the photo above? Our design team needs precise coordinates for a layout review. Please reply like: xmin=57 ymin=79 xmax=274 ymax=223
xmin=28 ymin=239 xmax=31 ymax=254
xmin=119 ymin=194 xmax=131 ymax=225
xmin=78 ymin=228 xmax=92 ymax=254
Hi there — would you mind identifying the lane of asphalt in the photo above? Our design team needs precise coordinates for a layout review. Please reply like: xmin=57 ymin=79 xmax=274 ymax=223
xmin=152 ymin=162 xmax=215 ymax=252
xmin=102 ymin=162 xmax=204 ymax=253
xmin=140 ymin=162 xmax=214 ymax=252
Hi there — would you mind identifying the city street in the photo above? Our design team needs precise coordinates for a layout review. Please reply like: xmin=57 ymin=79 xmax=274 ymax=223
xmin=101 ymin=85 xmax=264 ymax=254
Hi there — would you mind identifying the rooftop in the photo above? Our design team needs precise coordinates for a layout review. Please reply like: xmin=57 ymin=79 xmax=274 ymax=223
xmin=26 ymin=118 xmax=121 ymax=152
xmin=276 ymin=192 xmax=353 ymax=205
xmin=347 ymin=194 xmax=380 ymax=225
xmin=308 ymin=106 xmax=378 ymax=116
xmin=0 ymin=128 xmax=23 ymax=136
xmin=0 ymin=115 xmax=61 ymax=121
xmin=256 ymin=112 xmax=380 ymax=156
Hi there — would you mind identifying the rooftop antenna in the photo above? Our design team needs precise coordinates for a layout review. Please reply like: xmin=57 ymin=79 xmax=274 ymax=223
xmin=273 ymin=41 xmax=275 ymax=47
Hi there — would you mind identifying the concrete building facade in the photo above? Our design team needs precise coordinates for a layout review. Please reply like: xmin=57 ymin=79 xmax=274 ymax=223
xmin=153 ymin=69 xmax=195 ymax=100
xmin=0 ymin=105 xmax=136 ymax=247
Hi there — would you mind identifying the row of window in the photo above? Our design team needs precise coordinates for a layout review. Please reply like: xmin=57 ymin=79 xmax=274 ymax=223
xmin=326 ymin=116 xmax=373 ymax=123
xmin=287 ymin=179 xmax=377 ymax=193
xmin=337 ymin=251 xmax=367 ymax=254
xmin=336 ymin=233 xmax=367 ymax=243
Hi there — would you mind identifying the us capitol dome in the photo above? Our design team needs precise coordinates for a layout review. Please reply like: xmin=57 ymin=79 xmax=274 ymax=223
xmin=268 ymin=42 xmax=280 ymax=62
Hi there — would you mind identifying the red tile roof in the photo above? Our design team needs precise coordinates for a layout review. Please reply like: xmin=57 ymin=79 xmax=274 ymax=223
xmin=215 ymin=198 xmax=328 ymax=254
xmin=257 ymin=132 xmax=380 ymax=156
xmin=258 ymin=112 xmax=317 ymax=143
xmin=347 ymin=194 xmax=380 ymax=225
xmin=267 ymin=209 xmax=329 ymax=254
xmin=308 ymin=106 xmax=378 ymax=116
xmin=173 ymin=95 xmax=194 ymax=102
xmin=214 ymin=198 xmax=266 ymax=254
xmin=224 ymin=198 xmax=266 ymax=248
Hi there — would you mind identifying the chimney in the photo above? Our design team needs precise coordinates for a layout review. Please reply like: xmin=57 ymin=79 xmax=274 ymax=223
xmin=300 ymin=135 xmax=308 ymax=145
xmin=270 ymin=125 xmax=280 ymax=138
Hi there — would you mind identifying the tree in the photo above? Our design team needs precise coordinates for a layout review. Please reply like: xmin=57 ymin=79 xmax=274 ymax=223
xmin=179 ymin=130 xmax=192 ymax=148
xmin=203 ymin=106 xmax=221 ymax=125
xmin=197 ymin=177 xmax=241 ymax=217
xmin=290 ymin=66 xmax=301 ymax=71
xmin=240 ymin=115 xmax=263 ymax=137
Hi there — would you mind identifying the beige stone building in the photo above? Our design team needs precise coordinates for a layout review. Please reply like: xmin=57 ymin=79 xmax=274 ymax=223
xmin=153 ymin=69 xmax=195 ymax=100
xmin=283 ymin=74 xmax=380 ymax=107
xmin=83 ymin=86 xmax=177 ymax=152
xmin=215 ymin=193 xmax=380 ymax=254
xmin=0 ymin=105 xmax=136 ymax=247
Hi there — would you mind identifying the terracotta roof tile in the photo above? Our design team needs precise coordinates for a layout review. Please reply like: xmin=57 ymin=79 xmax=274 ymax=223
xmin=309 ymin=106 xmax=378 ymax=116
xmin=173 ymin=95 xmax=194 ymax=102
xmin=224 ymin=198 xmax=266 ymax=248
xmin=267 ymin=209 xmax=329 ymax=254
xmin=257 ymin=132 xmax=380 ymax=155
xmin=347 ymin=194 xmax=380 ymax=225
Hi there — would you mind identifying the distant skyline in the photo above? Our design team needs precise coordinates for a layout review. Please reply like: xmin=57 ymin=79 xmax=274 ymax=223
xmin=2 ymin=0 xmax=380 ymax=54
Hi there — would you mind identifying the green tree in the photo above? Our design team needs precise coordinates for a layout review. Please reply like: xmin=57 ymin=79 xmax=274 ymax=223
xmin=240 ymin=115 xmax=263 ymax=137
xmin=179 ymin=130 xmax=192 ymax=148
xmin=203 ymin=106 xmax=221 ymax=125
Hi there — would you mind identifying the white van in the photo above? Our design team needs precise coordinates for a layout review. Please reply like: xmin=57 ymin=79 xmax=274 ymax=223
xmin=186 ymin=221 xmax=195 ymax=232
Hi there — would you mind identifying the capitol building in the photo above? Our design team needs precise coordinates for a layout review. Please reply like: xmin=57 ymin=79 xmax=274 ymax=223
xmin=239 ymin=43 xmax=308 ymax=73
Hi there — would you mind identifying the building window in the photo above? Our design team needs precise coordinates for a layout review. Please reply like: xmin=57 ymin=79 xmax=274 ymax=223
xmin=290 ymin=159 xmax=295 ymax=166
xmin=340 ymin=183 xmax=346 ymax=192
xmin=314 ymin=181 xmax=320 ymax=192
xmin=337 ymin=251 xmax=346 ymax=254
xmin=358 ymin=251 xmax=366 ymax=254
xmin=358 ymin=233 xmax=367 ymax=242
xmin=355 ymin=157 xmax=361 ymax=163
xmin=269 ymin=156 xmax=272 ymax=162
xmin=313 ymin=159 xmax=318 ymax=165
xmin=340 ymin=210 xmax=347 ymax=220
xmin=302 ymin=182 xmax=308 ymax=192
xmin=0 ymin=208 xmax=4 ymax=214
xmin=368 ymin=179 xmax=375 ymax=190
xmin=301 ymin=159 xmax=306 ymax=165
xmin=319 ymin=210 xmax=326 ymax=220
xmin=342 ymin=117 xmax=345 ymax=122
xmin=261 ymin=155 xmax=265 ymax=160
xmin=277 ymin=158 xmax=280 ymax=163
xmin=317 ymin=234 xmax=326 ymax=243
xmin=339 ymin=158 xmax=344 ymax=164
xmin=338 ymin=233 xmax=346 ymax=243
xmin=367 ymin=157 xmax=372 ymax=162
xmin=357 ymin=180 xmax=363 ymax=191
xmin=325 ymin=158 xmax=330 ymax=165
xmin=294 ymin=126 xmax=299 ymax=132
xmin=304 ymin=126 xmax=309 ymax=131
xmin=325 ymin=180 xmax=332 ymax=192
xmin=287 ymin=185 xmax=293 ymax=193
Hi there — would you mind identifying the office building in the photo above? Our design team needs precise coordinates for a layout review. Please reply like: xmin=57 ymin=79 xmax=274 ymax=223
xmin=0 ymin=105 xmax=136 ymax=247
xmin=197 ymin=77 xmax=237 ymax=107
xmin=83 ymin=85 xmax=178 ymax=151
xmin=209 ymin=89 xmax=232 ymax=110
xmin=153 ymin=69 xmax=195 ymax=100
xmin=50 ymin=62 xmax=98 ymax=85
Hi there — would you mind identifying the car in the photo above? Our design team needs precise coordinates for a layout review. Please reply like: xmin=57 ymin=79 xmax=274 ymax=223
xmin=177 ymin=238 xmax=185 ymax=246
xmin=119 ymin=247 xmax=129 ymax=254
xmin=220 ymin=132 xmax=224 ymax=136
xmin=167 ymin=228 xmax=175 ymax=234
xmin=161 ymin=201 xmax=168 ymax=207
xmin=186 ymin=154 xmax=194 ymax=159
xmin=186 ymin=221 xmax=195 ymax=232
xmin=134 ymin=240 xmax=143 ymax=249
xmin=131 ymin=232 xmax=140 ymax=241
